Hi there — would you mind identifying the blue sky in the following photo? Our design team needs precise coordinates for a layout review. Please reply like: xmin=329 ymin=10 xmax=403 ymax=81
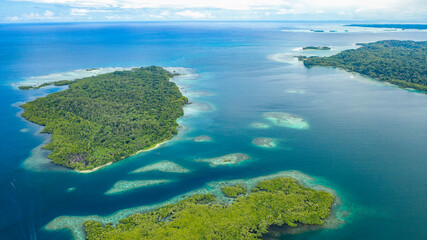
xmin=1 ymin=0 xmax=426 ymax=23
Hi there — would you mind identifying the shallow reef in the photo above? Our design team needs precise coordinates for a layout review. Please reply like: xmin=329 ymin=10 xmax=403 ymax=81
xmin=264 ymin=112 xmax=309 ymax=129
xmin=105 ymin=180 xmax=171 ymax=195
xmin=252 ymin=137 xmax=277 ymax=148
xmin=131 ymin=161 xmax=189 ymax=174
xmin=251 ymin=122 xmax=270 ymax=129
xmin=192 ymin=135 xmax=212 ymax=142
xmin=286 ymin=89 xmax=306 ymax=94
xmin=196 ymin=153 xmax=251 ymax=167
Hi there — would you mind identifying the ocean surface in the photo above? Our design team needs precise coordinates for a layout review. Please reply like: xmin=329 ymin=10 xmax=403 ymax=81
xmin=0 ymin=22 xmax=426 ymax=240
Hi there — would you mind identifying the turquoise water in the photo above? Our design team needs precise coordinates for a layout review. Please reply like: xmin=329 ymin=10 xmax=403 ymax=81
xmin=0 ymin=22 xmax=426 ymax=239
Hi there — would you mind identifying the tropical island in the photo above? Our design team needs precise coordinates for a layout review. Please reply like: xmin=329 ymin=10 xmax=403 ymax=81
xmin=84 ymin=177 xmax=334 ymax=240
xmin=303 ymin=46 xmax=331 ymax=50
xmin=346 ymin=24 xmax=427 ymax=30
xmin=20 ymin=66 xmax=188 ymax=171
xmin=298 ymin=40 xmax=427 ymax=91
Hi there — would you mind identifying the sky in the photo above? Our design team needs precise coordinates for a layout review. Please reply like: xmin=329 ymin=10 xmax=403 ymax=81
xmin=1 ymin=0 xmax=426 ymax=23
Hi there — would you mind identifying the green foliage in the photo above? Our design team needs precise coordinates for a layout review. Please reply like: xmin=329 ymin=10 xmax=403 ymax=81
xmin=20 ymin=66 xmax=188 ymax=170
xmin=19 ymin=80 xmax=71 ymax=90
xmin=221 ymin=184 xmax=247 ymax=198
xmin=84 ymin=177 xmax=334 ymax=240
xmin=53 ymin=80 xmax=72 ymax=86
xmin=303 ymin=46 xmax=331 ymax=50
xmin=301 ymin=40 xmax=427 ymax=91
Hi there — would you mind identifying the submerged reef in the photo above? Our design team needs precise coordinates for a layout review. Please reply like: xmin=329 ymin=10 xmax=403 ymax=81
xmin=192 ymin=135 xmax=212 ymax=142
xmin=196 ymin=153 xmax=250 ymax=167
xmin=251 ymin=122 xmax=270 ymax=129
xmin=105 ymin=180 xmax=171 ymax=195
xmin=252 ymin=137 xmax=278 ymax=148
xmin=264 ymin=112 xmax=309 ymax=129
xmin=131 ymin=161 xmax=189 ymax=174
xmin=286 ymin=89 xmax=306 ymax=94
xmin=45 ymin=170 xmax=349 ymax=240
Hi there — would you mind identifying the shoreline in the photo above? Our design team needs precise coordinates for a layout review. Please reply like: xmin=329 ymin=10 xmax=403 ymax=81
xmin=18 ymin=67 xmax=188 ymax=174
xmin=75 ymin=140 xmax=169 ymax=173
xmin=45 ymin=170 xmax=349 ymax=240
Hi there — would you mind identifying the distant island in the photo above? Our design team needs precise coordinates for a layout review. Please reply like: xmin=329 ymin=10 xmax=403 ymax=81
xmin=298 ymin=40 xmax=427 ymax=91
xmin=346 ymin=24 xmax=427 ymax=30
xmin=303 ymin=46 xmax=331 ymax=50
xmin=20 ymin=66 xmax=188 ymax=171
xmin=84 ymin=177 xmax=334 ymax=240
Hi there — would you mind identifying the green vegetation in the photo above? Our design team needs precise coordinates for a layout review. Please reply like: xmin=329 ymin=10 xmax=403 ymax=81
xmin=303 ymin=46 xmax=331 ymax=50
xmin=299 ymin=40 xmax=427 ymax=91
xmin=18 ymin=80 xmax=72 ymax=90
xmin=346 ymin=24 xmax=427 ymax=30
xmin=84 ymin=177 xmax=334 ymax=240
xmin=20 ymin=66 xmax=188 ymax=170
xmin=221 ymin=184 xmax=247 ymax=198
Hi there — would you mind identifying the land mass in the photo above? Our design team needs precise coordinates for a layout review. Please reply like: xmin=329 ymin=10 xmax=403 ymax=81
xmin=84 ymin=177 xmax=334 ymax=240
xmin=299 ymin=40 xmax=427 ymax=91
xmin=346 ymin=24 xmax=427 ymax=30
xmin=20 ymin=66 xmax=188 ymax=171
xmin=303 ymin=46 xmax=331 ymax=50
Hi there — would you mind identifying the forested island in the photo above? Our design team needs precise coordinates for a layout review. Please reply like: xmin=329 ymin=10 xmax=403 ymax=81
xmin=303 ymin=46 xmax=331 ymax=50
xmin=299 ymin=40 xmax=427 ymax=91
xmin=20 ymin=66 xmax=188 ymax=171
xmin=346 ymin=24 xmax=427 ymax=30
xmin=84 ymin=177 xmax=334 ymax=240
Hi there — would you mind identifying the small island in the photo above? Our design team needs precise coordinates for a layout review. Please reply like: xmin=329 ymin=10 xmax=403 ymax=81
xmin=303 ymin=46 xmax=331 ymax=50
xmin=84 ymin=177 xmax=334 ymax=239
xmin=346 ymin=24 xmax=427 ymax=30
xmin=299 ymin=40 xmax=427 ymax=91
xmin=20 ymin=66 xmax=188 ymax=171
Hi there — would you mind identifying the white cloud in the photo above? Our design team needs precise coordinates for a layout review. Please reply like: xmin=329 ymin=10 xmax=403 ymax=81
xmin=71 ymin=8 xmax=89 ymax=15
xmin=7 ymin=10 xmax=56 ymax=21
xmin=5 ymin=0 xmax=427 ymax=20
xmin=175 ymin=10 xmax=211 ymax=19
xmin=71 ymin=8 xmax=113 ymax=16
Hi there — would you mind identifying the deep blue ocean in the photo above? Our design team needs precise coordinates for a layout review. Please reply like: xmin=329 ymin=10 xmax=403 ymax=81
xmin=0 ymin=22 xmax=426 ymax=240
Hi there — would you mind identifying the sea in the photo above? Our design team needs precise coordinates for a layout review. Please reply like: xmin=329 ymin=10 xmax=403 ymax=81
xmin=0 ymin=21 xmax=426 ymax=240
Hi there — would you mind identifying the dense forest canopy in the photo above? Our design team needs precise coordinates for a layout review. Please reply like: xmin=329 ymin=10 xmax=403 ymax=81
xmin=21 ymin=66 xmax=188 ymax=170
xmin=84 ymin=177 xmax=334 ymax=240
xmin=299 ymin=40 xmax=427 ymax=91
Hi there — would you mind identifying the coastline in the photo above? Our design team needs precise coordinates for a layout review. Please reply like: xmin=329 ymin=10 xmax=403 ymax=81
xmin=75 ymin=162 xmax=113 ymax=173
xmin=18 ymin=66 xmax=188 ymax=174
xmin=45 ymin=170 xmax=349 ymax=240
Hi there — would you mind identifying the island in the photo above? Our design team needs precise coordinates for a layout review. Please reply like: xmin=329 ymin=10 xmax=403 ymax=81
xmin=346 ymin=24 xmax=427 ymax=30
xmin=303 ymin=46 xmax=331 ymax=50
xmin=18 ymin=80 xmax=72 ymax=90
xmin=299 ymin=40 xmax=427 ymax=91
xmin=20 ymin=66 xmax=188 ymax=171
xmin=84 ymin=177 xmax=334 ymax=240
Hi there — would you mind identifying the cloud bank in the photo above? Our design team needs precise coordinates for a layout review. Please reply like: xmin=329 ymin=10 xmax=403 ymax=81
xmin=4 ymin=0 xmax=427 ymax=22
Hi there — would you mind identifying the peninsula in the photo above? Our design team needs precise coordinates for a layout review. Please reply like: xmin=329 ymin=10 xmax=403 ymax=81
xmin=20 ymin=66 xmax=188 ymax=171
xmin=84 ymin=177 xmax=334 ymax=240
xmin=299 ymin=40 xmax=427 ymax=91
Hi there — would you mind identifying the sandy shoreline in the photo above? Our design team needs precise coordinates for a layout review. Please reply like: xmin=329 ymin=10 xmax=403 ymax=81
xmin=76 ymin=140 xmax=168 ymax=173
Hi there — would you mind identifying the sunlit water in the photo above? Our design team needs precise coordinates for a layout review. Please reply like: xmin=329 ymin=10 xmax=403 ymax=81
xmin=0 ymin=22 xmax=426 ymax=240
